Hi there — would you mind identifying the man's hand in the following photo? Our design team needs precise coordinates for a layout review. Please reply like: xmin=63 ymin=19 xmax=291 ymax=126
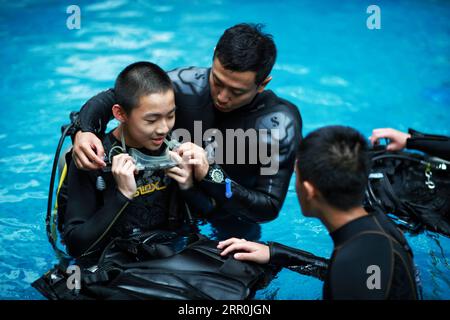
xmin=72 ymin=131 xmax=106 ymax=170
xmin=369 ymin=128 xmax=411 ymax=151
xmin=176 ymin=142 xmax=209 ymax=181
xmin=166 ymin=151 xmax=194 ymax=190
xmin=217 ymin=238 xmax=270 ymax=264
xmin=111 ymin=153 xmax=137 ymax=200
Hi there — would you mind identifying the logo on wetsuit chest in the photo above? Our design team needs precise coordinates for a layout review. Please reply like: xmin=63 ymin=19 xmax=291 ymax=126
xmin=134 ymin=181 xmax=167 ymax=197
xmin=270 ymin=116 xmax=280 ymax=127
xmin=134 ymin=172 xmax=169 ymax=197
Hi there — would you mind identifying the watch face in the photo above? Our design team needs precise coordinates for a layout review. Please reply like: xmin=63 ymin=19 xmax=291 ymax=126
xmin=210 ymin=168 xmax=224 ymax=183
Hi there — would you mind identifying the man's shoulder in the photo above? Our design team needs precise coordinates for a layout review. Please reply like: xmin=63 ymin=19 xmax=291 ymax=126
xmin=253 ymin=91 xmax=302 ymax=150
xmin=167 ymin=66 xmax=210 ymax=96
xmin=254 ymin=90 xmax=302 ymax=130
xmin=331 ymin=232 xmax=393 ymax=281
xmin=335 ymin=231 xmax=393 ymax=259
xmin=329 ymin=232 xmax=394 ymax=299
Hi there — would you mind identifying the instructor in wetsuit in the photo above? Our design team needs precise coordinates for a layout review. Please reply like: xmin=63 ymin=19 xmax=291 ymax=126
xmin=70 ymin=23 xmax=303 ymax=240
xmin=218 ymin=126 xmax=418 ymax=299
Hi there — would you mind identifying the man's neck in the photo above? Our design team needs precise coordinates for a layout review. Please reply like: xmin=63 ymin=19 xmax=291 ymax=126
xmin=319 ymin=206 xmax=369 ymax=233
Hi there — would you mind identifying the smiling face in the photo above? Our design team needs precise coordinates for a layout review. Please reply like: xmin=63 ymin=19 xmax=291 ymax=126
xmin=114 ymin=90 xmax=176 ymax=151
xmin=209 ymin=57 xmax=270 ymax=112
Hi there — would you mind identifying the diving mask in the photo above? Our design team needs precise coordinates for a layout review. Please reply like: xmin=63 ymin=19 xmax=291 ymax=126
xmin=103 ymin=129 xmax=181 ymax=174
xmin=129 ymin=139 xmax=180 ymax=172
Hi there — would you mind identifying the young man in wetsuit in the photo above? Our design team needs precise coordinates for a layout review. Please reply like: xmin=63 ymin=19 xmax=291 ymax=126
xmin=69 ymin=23 xmax=303 ymax=241
xmin=218 ymin=126 xmax=418 ymax=299
xmin=370 ymin=128 xmax=450 ymax=161
xmin=63 ymin=62 xmax=209 ymax=258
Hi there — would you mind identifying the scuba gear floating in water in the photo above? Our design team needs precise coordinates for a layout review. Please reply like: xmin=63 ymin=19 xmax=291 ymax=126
xmin=32 ymin=230 xmax=279 ymax=300
xmin=365 ymin=147 xmax=450 ymax=237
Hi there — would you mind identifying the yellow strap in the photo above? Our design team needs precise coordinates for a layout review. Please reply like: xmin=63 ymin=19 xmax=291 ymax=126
xmin=55 ymin=163 xmax=68 ymax=209
xmin=51 ymin=163 xmax=68 ymax=243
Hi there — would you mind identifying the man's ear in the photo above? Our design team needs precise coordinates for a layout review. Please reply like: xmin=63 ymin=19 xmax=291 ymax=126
xmin=302 ymin=181 xmax=316 ymax=201
xmin=257 ymin=76 xmax=272 ymax=93
xmin=112 ymin=104 xmax=127 ymax=123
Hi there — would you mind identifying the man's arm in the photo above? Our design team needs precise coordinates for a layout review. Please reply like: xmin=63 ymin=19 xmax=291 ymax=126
xmin=197 ymin=108 xmax=302 ymax=223
xmin=406 ymin=128 xmax=450 ymax=161
xmin=72 ymin=90 xmax=117 ymax=169
xmin=370 ymin=128 xmax=450 ymax=161
xmin=63 ymin=161 xmax=130 ymax=258
xmin=217 ymin=238 xmax=329 ymax=281
xmin=269 ymin=242 xmax=329 ymax=281
xmin=78 ymin=89 xmax=116 ymax=135
xmin=198 ymin=162 xmax=293 ymax=222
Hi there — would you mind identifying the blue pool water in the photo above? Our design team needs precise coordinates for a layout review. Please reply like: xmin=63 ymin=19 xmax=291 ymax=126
xmin=0 ymin=0 xmax=449 ymax=300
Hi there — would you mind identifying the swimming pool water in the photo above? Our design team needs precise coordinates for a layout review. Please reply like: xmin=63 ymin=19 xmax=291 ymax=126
xmin=0 ymin=0 xmax=449 ymax=300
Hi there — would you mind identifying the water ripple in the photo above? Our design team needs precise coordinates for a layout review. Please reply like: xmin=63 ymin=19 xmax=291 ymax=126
xmin=278 ymin=86 xmax=347 ymax=107
xmin=56 ymin=32 xmax=173 ymax=51
xmin=85 ymin=0 xmax=128 ymax=12
xmin=0 ymin=153 xmax=52 ymax=174
xmin=0 ymin=189 xmax=47 ymax=203
xmin=274 ymin=64 xmax=310 ymax=75
xmin=56 ymin=55 xmax=137 ymax=82
xmin=320 ymin=76 xmax=349 ymax=87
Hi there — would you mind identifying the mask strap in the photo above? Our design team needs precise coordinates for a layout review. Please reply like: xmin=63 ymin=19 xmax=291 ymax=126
xmin=107 ymin=127 xmax=127 ymax=163
xmin=120 ymin=127 xmax=127 ymax=151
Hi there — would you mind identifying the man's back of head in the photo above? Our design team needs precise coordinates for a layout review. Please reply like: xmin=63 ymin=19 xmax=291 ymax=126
xmin=296 ymin=125 xmax=370 ymax=211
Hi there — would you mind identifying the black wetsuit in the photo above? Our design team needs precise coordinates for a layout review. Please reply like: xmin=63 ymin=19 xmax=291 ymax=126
xmin=269 ymin=210 xmax=418 ymax=300
xmin=63 ymin=131 xmax=199 ymax=259
xmin=77 ymin=67 xmax=303 ymax=241
xmin=406 ymin=128 xmax=450 ymax=161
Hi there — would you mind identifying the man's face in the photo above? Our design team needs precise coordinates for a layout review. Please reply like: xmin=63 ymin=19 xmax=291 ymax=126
xmin=124 ymin=90 xmax=176 ymax=151
xmin=209 ymin=57 xmax=267 ymax=112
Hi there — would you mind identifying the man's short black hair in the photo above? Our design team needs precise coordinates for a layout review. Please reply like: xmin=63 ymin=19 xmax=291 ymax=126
xmin=214 ymin=23 xmax=277 ymax=85
xmin=114 ymin=61 xmax=173 ymax=114
xmin=297 ymin=126 xmax=370 ymax=211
